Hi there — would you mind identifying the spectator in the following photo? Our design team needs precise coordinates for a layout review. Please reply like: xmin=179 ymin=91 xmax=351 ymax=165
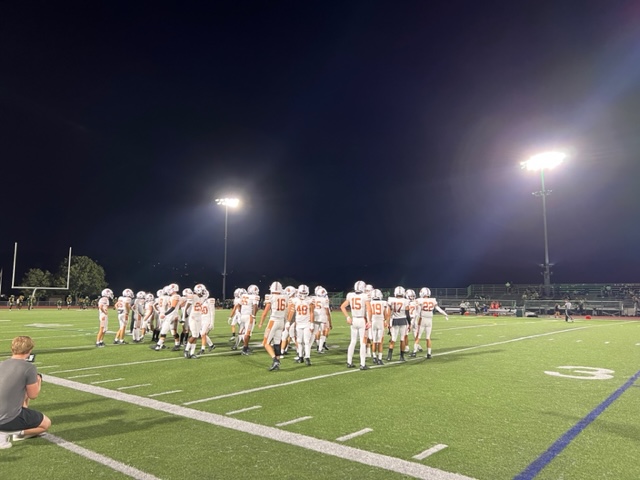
xmin=0 ymin=336 xmax=52 ymax=448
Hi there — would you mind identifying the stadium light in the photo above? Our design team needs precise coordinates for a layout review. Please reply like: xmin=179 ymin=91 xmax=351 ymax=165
xmin=521 ymin=152 xmax=566 ymax=297
xmin=215 ymin=197 xmax=240 ymax=302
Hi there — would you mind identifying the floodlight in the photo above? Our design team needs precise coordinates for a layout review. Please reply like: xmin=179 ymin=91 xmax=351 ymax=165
xmin=521 ymin=152 xmax=566 ymax=171
xmin=215 ymin=197 xmax=240 ymax=208
xmin=216 ymin=197 xmax=241 ymax=302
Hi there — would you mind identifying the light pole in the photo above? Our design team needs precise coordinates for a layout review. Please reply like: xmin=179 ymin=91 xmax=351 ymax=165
xmin=521 ymin=152 xmax=566 ymax=297
xmin=215 ymin=197 xmax=240 ymax=303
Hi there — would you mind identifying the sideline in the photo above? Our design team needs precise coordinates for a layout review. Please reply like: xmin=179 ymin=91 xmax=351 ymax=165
xmin=43 ymin=375 xmax=475 ymax=480
xmin=44 ymin=433 xmax=161 ymax=480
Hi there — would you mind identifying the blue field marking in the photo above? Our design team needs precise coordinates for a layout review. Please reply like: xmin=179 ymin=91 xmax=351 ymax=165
xmin=513 ymin=369 xmax=640 ymax=480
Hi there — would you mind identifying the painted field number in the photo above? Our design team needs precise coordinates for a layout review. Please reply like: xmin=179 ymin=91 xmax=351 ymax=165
xmin=544 ymin=366 xmax=614 ymax=380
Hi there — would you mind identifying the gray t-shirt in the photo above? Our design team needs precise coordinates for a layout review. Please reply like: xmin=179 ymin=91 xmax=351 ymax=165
xmin=0 ymin=358 xmax=38 ymax=424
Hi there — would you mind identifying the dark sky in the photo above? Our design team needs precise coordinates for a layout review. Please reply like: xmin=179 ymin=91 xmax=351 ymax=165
xmin=2 ymin=0 xmax=640 ymax=295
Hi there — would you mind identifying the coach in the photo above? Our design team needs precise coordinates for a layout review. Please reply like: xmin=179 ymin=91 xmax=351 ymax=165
xmin=0 ymin=336 xmax=51 ymax=448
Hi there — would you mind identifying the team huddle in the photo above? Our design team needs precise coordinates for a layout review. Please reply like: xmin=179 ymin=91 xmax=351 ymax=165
xmin=95 ymin=280 xmax=448 ymax=370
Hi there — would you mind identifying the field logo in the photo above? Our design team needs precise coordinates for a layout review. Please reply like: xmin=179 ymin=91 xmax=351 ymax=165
xmin=544 ymin=366 xmax=614 ymax=380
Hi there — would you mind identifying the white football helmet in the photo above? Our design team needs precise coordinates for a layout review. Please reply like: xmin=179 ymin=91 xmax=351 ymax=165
xmin=394 ymin=286 xmax=405 ymax=297
xmin=169 ymin=283 xmax=179 ymax=295
xmin=156 ymin=289 xmax=164 ymax=298
xmin=136 ymin=291 xmax=146 ymax=299
xmin=354 ymin=280 xmax=366 ymax=293
xmin=194 ymin=284 xmax=206 ymax=295
xmin=372 ymin=289 xmax=383 ymax=300
xmin=314 ymin=286 xmax=327 ymax=297
xmin=123 ymin=288 xmax=134 ymax=298
xmin=182 ymin=288 xmax=193 ymax=296
xmin=145 ymin=293 xmax=155 ymax=302
xmin=284 ymin=286 xmax=297 ymax=298
xmin=233 ymin=288 xmax=243 ymax=298
xmin=298 ymin=284 xmax=309 ymax=298
xmin=365 ymin=284 xmax=374 ymax=294
xmin=405 ymin=289 xmax=416 ymax=300
xmin=101 ymin=288 xmax=114 ymax=299
xmin=419 ymin=287 xmax=431 ymax=298
xmin=269 ymin=281 xmax=283 ymax=294
xmin=247 ymin=284 xmax=259 ymax=295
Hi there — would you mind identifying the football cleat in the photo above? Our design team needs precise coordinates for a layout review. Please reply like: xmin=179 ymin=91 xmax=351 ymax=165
xmin=346 ymin=363 xmax=355 ymax=368
xmin=359 ymin=365 xmax=369 ymax=370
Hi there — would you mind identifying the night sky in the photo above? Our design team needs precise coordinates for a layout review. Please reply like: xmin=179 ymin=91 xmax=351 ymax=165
xmin=2 ymin=1 xmax=640 ymax=295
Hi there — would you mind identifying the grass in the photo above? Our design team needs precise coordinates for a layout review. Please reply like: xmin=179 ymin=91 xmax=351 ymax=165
xmin=0 ymin=307 xmax=638 ymax=479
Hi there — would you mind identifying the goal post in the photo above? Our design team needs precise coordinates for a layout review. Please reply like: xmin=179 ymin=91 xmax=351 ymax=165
xmin=11 ymin=242 xmax=72 ymax=299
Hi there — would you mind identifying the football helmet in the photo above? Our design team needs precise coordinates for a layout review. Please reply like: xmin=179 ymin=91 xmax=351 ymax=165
xmin=269 ymin=281 xmax=283 ymax=294
xmin=123 ymin=288 xmax=134 ymax=298
xmin=405 ymin=289 xmax=416 ymax=300
xmin=168 ymin=283 xmax=179 ymax=295
xmin=314 ymin=286 xmax=327 ymax=297
xmin=298 ymin=284 xmax=309 ymax=298
xmin=372 ymin=289 xmax=383 ymax=300
xmin=101 ymin=288 xmax=114 ymax=299
xmin=233 ymin=288 xmax=243 ymax=298
xmin=354 ymin=280 xmax=366 ymax=293
xmin=247 ymin=284 xmax=259 ymax=295
xmin=136 ymin=291 xmax=146 ymax=299
xmin=365 ymin=284 xmax=374 ymax=294
xmin=145 ymin=293 xmax=155 ymax=302
xmin=419 ymin=287 xmax=431 ymax=298
xmin=284 ymin=286 xmax=297 ymax=298
xmin=194 ymin=284 xmax=206 ymax=295
xmin=394 ymin=286 xmax=405 ymax=297
xmin=182 ymin=288 xmax=193 ymax=296
xmin=156 ymin=289 xmax=164 ymax=298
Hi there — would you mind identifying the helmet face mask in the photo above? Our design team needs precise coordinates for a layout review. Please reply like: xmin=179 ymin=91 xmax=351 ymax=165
xmin=298 ymin=285 xmax=309 ymax=298
xmin=194 ymin=284 xmax=206 ymax=295
xmin=145 ymin=293 xmax=155 ymax=302
xmin=314 ymin=286 xmax=327 ymax=297
xmin=136 ymin=291 xmax=146 ymax=299
xmin=102 ymin=288 xmax=114 ymax=299
xmin=157 ymin=289 xmax=164 ymax=298
xmin=248 ymin=285 xmax=259 ymax=295
xmin=123 ymin=289 xmax=134 ymax=298
xmin=182 ymin=288 xmax=193 ymax=296
xmin=284 ymin=286 xmax=296 ymax=298
xmin=405 ymin=289 xmax=416 ymax=300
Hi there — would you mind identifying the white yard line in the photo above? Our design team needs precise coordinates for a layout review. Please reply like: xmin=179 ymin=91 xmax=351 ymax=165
xmin=118 ymin=384 xmax=152 ymax=390
xmin=275 ymin=416 xmax=313 ymax=427
xmin=226 ymin=405 xmax=262 ymax=415
xmin=42 ymin=376 xmax=475 ymax=480
xmin=336 ymin=428 xmax=373 ymax=442
xmin=413 ymin=444 xmax=448 ymax=460
xmin=68 ymin=374 xmax=100 ymax=379
xmin=44 ymin=433 xmax=161 ymax=480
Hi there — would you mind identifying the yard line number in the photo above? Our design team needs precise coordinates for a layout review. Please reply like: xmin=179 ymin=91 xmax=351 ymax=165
xmin=544 ymin=366 xmax=615 ymax=380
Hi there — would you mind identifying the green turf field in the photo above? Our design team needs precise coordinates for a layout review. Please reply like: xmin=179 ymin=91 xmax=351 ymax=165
xmin=0 ymin=308 xmax=638 ymax=479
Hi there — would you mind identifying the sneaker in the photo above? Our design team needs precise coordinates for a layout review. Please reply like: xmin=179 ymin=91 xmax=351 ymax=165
xmin=208 ymin=345 xmax=216 ymax=352
xmin=269 ymin=361 xmax=280 ymax=371
xmin=119 ymin=340 xmax=128 ymax=345
xmin=426 ymin=354 xmax=432 ymax=359
xmin=324 ymin=345 xmax=329 ymax=350
xmin=409 ymin=352 xmax=417 ymax=358
xmin=154 ymin=344 xmax=166 ymax=351
xmin=317 ymin=349 xmax=325 ymax=354
xmin=0 ymin=434 xmax=11 ymax=449
xmin=113 ymin=340 xmax=120 ymax=345
xmin=171 ymin=345 xmax=181 ymax=351
xmin=346 ymin=363 xmax=355 ymax=368
xmin=305 ymin=358 xmax=311 ymax=366
xmin=184 ymin=349 xmax=190 ymax=358
xmin=12 ymin=433 xmax=35 ymax=442
xmin=386 ymin=355 xmax=392 ymax=362
xmin=359 ymin=365 xmax=369 ymax=370
xmin=189 ymin=354 xmax=199 ymax=359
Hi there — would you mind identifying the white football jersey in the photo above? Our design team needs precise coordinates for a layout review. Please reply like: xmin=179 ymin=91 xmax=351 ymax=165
xmin=388 ymin=296 xmax=409 ymax=320
xmin=239 ymin=293 xmax=257 ymax=316
xmin=370 ymin=299 xmax=388 ymax=323
xmin=346 ymin=292 xmax=368 ymax=318
xmin=313 ymin=296 xmax=330 ymax=322
xmin=417 ymin=297 xmax=439 ymax=318
xmin=292 ymin=296 xmax=314 ymax=324
xmin=266 ymin=293 xmax=288 ymax=321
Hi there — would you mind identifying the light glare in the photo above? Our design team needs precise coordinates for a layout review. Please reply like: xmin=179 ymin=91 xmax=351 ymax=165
xmin=521 ymin=152 xmax=566 ymax=171
xmin=216 ymin=197 xmax=240 ymax=208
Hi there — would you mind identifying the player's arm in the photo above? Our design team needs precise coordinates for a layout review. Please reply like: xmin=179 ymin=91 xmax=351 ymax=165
xmin=287 ymin=302 xmax=295 ymax=323
xmin=340 ymin=298 xmax=351 ymax=323
xmin=165 ymin=295 xmax=179 ymax=316
xmin=325 ymin=306 xmax=333 ymax=329
xmin=259 ymin=302 xmax=271 ymax=328
xmin=26 ymin=373 xmax=42 ymax=400
xmin=435 ymin=305 xmax=449 ymax=319
xmin=309 ymin=302 xmax=315 ymax=323
xmin=365 ymin=300 xmax=372 ymax=326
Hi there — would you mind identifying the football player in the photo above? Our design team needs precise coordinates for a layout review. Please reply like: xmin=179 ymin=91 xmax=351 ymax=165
xmin=153 ymin=283 xmax=181 ymax=351
xmin=199 ymin=287 xmax=217 ymax=355
xmin=288 ymin=285 xmax=315 ymax=365
xmin=280 ymin=285 xmax=297 ymax=355
xmin=228 ymin=288 xmax=244 ymax=343
xmin=96 ymin=289 xmax=113 ymax=347
xmin=313 ymin=286 xmax=332 ymax=354
xmin=183 ymin=285 xmax=207 ymax=359
xmin=386 ymin=286 xmax=410 ymax=361
xmin=132 ymin=291 xmax=146 ymax=343
xmin=340 ymin=280 xmax=372 ymax=370
xmin=114 ymin=289 xmax=134 ymax=345
xmin=179 ymin=288 xmax=194 ymax=346
xmin=140 ymin=292 xmax=155 ymax=342
xmin=405 ymin=289 xmax=418 ymax=352
xmin=230 ymin=285 xmax=258 ymax=355
xmin=259 ymin=281 xmax=288 ymax=371
xmin=370 ymin=289 xmax=390 ymax=364
xmin=412 ymin=287 xmax=449 ymax=358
